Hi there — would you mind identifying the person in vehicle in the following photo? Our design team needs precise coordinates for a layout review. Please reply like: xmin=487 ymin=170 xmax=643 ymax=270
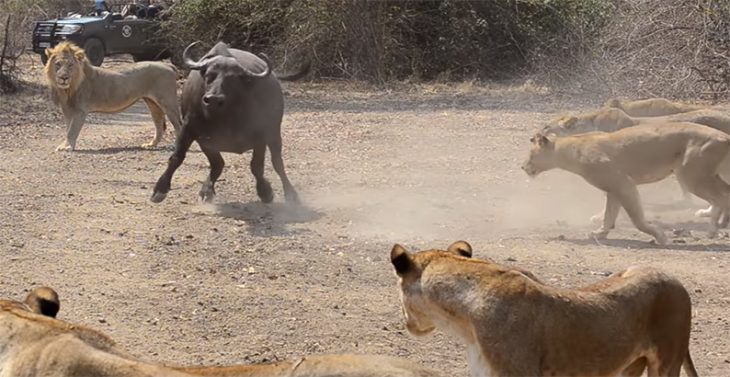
xmin=94 ymin=0 xmax=111 ymax=16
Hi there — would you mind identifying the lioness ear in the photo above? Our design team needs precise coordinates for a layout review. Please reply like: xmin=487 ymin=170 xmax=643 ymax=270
xmin=391 ymin=244 xmax=413 ymax=275
xmin=25 ymin=287 xmax=60 ymax=318
xmin=604 ymin=98 xmax=621 ymax=108
xmin=531 ymin=133 xmax=551 ymax=147
xmin=447 ymin=240 xmax=472 ymax=258
xmin=561 ymin=116 xmax=578 ymax=128
xmin=44 ymin=48 xmax=52 ymax=59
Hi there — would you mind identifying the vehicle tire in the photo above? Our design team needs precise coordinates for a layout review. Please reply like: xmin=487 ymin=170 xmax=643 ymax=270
xmin=40 ymin=53 xmax=48 ymax=66
xmin=83 ymin=38 xmax=105 ymax=66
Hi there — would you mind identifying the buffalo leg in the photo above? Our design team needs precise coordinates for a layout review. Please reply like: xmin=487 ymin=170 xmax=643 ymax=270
xmin=251 ymin=143 xmax=273 ymax=203
xmin=199 ymin=146 xmax=225 ymax=202
xmin=268 ymin=136 xmax=299 ymax=203
xmin=150 ymin=127 xmax=195 ymax=203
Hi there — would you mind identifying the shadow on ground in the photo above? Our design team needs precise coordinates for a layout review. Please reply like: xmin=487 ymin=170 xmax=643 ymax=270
xmin=556 ymin=236 xmax=730 ymax=252
xmin=202 ymin=201 xmax=323 ymax=237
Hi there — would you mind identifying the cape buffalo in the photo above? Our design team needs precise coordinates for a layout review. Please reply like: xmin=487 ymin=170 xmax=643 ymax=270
xmin=151 ymin=42 xmax=307 ymax=204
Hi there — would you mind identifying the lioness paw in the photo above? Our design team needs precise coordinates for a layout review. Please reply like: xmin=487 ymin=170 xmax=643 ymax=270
xmin=55 ymin=142 xmax=74 ymax=152
xmin=695 ymin=207 xmax=712 ymax=218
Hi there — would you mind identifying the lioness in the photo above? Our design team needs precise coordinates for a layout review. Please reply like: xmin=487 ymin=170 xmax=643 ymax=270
xmin=542 ymin=107 xmax=730 ymax=219
xmin=522 ymin=122 xmax=730 ymax=243
xmin=0 ymin=289 xmax=439 ymax=377
xmin=603 ymin=97 xmax=706 ymax=117
xmin=542 ymin=108 xmax=730 ymax=137
xmin=390 ymin=241 xmax=699 ymax=377
xmin=45 ymin=41 xmax=183 ymax=151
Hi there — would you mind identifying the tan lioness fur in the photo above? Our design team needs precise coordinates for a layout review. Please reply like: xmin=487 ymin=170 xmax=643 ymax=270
xmin=542 ymin=107 xmax=730 ymax=220
xmin=44 ymin=41 xmax=182 ymax=151
xmin=603 ymin=97 xmax=706 ymax=117
xmin=542 ymin=108 xmax=730 ymax=137
xmin=390 ymin=241 xmax=699 ymax=377
xmin=522 ymin=122 xmax=730 ymax=243
xmin=0 ymin=289 xmax=438 ymax=377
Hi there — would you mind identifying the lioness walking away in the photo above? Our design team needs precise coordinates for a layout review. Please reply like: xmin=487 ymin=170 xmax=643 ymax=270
xmin=44 ymin=41 xmax=182 ymax=151
xmin=522 ymin=122 xmax=730 ymax=243
xmin=391 ymin=241 xmax=699 ymax=377
xmin=603 ymin=97 xmax=706 ymax=117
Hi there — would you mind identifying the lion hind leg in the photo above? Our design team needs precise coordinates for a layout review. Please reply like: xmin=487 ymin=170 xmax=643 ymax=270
xmin=156 ymin=96 xmax=183 ymax=137
xmin=676 ymin=144 xmax=730 ymax=237
xmin=142 ymin=98 xmax=165 ymax=148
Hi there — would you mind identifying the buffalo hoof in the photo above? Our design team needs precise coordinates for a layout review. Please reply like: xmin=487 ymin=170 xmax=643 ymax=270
xmin=285 ymin=190 xmax=300 ymax=204
xmin=260 ymin=191 xmax=274 ymax=204
xmin=150 ymin=192 xmax=167 ymax=203
xmin=199 ymin=190 xmax=216 ymax=203
xmin=256 ymin=181 xmax=274 ymax=203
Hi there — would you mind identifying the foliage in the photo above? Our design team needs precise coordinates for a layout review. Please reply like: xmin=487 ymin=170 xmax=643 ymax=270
xmin=161 ymin=0 xmax=615 ymax=83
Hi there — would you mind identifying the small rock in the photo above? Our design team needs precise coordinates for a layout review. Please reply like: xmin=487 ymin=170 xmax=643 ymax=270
xmin=506 ymin=257 xmax=517 ymax=262
xmin=247 ymin=267 xmax=256 ymax=275
xmin=98 ymin=318 xmax=107 ymax=324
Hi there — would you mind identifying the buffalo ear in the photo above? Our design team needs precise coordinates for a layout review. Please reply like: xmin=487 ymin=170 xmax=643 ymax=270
xmin=391 ymin=244 xmax=413 ymax=275
xmin=447 ymin=240 xmax=472 ymax=258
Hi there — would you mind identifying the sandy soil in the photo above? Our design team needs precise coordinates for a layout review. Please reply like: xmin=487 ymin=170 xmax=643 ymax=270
xmin=0 ymin=56 xmax=728 ymax=376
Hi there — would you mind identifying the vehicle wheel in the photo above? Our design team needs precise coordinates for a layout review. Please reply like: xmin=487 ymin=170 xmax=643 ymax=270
xmin=40 ymin=53 xmax=48 ymax=66
xmin=83 ymin=38 xmax=105 ymax=66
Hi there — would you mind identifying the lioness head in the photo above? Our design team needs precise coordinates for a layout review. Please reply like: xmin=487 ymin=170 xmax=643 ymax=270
xmin=603 ymin=97 xmax=623 ymax=109
xmin=522 ymin=133 xmax=556 ymax=177
xmin=390 ymin=241 xmax=472 ymax=337
xmin=541 ymin=115 xmax=579 ymax=136
xmin=44 ymin=41 xmax=87 ymax=92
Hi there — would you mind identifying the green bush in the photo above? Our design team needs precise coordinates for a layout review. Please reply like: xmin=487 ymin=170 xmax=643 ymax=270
xmin=161 ymin=0 xmax=615 ymax=83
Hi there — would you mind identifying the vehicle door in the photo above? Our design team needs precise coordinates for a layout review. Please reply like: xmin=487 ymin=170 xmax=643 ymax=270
xmin=102 ymin=17 xmax=141 ymax=54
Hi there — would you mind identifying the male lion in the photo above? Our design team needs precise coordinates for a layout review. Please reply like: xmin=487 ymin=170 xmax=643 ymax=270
xmin=603 ymin=97 xmax=706 ymax=117
xmin=390 ymin=241 xmax=699 ymax=377
xmin=0 ymin=289 xmax=439 ymax=377
xmin=522 ymin=122 xmax=730 ymax=243
xmin=45 ymin=41 xmax=183 ymax=151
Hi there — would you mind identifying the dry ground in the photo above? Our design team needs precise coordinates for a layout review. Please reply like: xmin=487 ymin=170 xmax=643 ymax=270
xmin=0 ymin=56 xmax=728 ymax=376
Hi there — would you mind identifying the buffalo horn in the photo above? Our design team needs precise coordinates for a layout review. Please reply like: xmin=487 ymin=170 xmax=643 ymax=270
xmin=182 ymin=41 xmax=208 ymax=70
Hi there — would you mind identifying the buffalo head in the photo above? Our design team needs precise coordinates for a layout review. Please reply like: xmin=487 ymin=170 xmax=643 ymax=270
xmin=182 ymin=41 xmax=272 ymax=111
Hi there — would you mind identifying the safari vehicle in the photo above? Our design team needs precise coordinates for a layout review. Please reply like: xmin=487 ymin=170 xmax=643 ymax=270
xmin=32 ymin=11 xmax=170 ymax=67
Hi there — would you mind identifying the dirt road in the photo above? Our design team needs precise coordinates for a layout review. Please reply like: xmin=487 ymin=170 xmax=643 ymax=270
xmin=0 ymin=60 xmax=728 ymax=375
